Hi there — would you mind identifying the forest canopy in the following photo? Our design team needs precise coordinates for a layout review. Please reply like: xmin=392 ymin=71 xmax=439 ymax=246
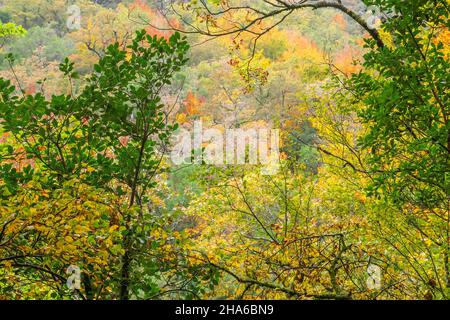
xmin=0 ymin=0 xmax=448 ymax=301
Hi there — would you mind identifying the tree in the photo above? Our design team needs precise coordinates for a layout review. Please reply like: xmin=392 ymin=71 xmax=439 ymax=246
xmin=181 ymin=164 xmax=395 ymax=299
xmin=68 ymin=1 xmax=177 ymax=72
xmin=3 ymin=26 xmax=74 ymax=63
xmin=157 ymin=0 xmax=385 ymax=50
xmin=349 ymin=0 xmax=449 ymax=296
xmin=1 ymin=0 xmax=68 ymax=31
xmin=0 ymin=176 xmax=124 ymax=299
xmin=0 ymin=21 xmax=26 ymax=50
xmin=0 ymin=29 xmax=190 ymax=299
xmin=166 ymin=0 xmax=450 ymax=298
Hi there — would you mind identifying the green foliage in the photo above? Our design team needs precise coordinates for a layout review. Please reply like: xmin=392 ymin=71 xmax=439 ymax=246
xmin=1 ymin=0 xmax=67 ymax=30
xmin=0 ymin=29 xmax=190 ymax=299
xmin=345 ymin=0 xmax=449 ymax=298
xmin=352 ymin=0 xmax=449 ymax=210
xmin=0 ymin=11 xmax=12 ymax=23
xmin=0 ymin=22 xmax=25 ymax=37
xmin=0 ymin=21 xmax=26 ymax=48
xmin=1 ymin=26 xmax=74 ymax=64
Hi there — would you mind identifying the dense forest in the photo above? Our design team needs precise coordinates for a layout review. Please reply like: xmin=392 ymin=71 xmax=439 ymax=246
xmin=0 ymin=0 xmax=448 ymax=300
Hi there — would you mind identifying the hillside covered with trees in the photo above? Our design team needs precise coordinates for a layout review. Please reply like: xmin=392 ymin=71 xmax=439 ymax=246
xmin=0 ymin=0 xmax=448 ymax=300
